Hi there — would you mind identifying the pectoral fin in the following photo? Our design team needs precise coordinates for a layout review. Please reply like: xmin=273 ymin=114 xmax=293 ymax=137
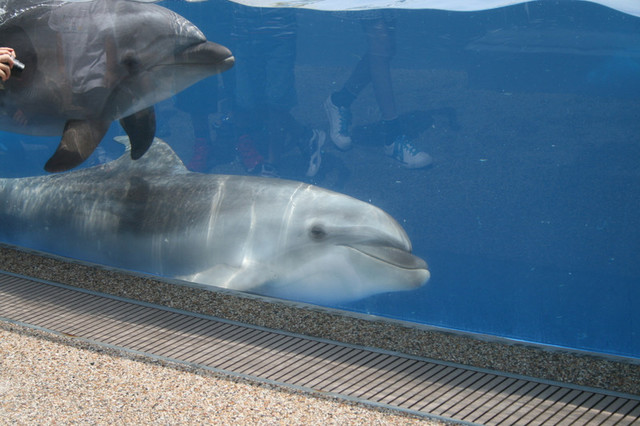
xmin=44 ymin=119 xmax=110 ymax=173
xmin=119 ymin=106 xmax=156 ymax=160
xmin=178 ymin=263 xmax=274 ymax=291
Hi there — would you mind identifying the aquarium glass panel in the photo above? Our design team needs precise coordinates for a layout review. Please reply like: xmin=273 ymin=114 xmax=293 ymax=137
xmin=1 ymin=0 xmax=638 ymax=358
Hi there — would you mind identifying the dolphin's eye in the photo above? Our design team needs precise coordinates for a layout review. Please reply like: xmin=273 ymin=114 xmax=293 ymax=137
xmin=309 ymin=224 xmax=327 ymax=241
xmin=122 ymin=55 xmax=141 ymax=74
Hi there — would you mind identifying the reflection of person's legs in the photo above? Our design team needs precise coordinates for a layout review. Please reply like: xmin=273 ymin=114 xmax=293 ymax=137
xmin=363 ymin=17 xmax=397 ymax=123
xmin=235 ymin=106 xmax=266 ymax=173
xmin=233 ymin=7 xmax=324 ymax=178
xmin=324 ymin=55 xmax=363 ymax=150
xmin=264 ymin=39 xmax=297 ymax=171
xmin=326 ymin=13 xmax=431 ymax=168
xmin=264 ymin=91 xmax=325 ymax=179
xmin=184 ymin=78 xmax=220 ymax=171
xmin=326 ymin=15 xmax=395 ymax=150
xmin=233 ymin=35 xmax=269 ymax=174
xmin=263 ymin=34 xmax=325 ymax=178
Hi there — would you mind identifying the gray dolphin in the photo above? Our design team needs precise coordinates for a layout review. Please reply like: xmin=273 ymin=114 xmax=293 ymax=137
xmin=0 ymin=0 xmax=234 ymax=172
xmin=0 ymin=138 xmax=430 ymax=303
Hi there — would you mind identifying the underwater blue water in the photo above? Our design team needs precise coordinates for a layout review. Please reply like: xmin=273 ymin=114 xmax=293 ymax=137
xmin=1 ymin=0 xmax=639 ymax=358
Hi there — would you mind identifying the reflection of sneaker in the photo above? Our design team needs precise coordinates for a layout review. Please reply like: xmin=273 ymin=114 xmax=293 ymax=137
xmin=303 ymin=129 xmax=325 ymax=177
xmin=236 ymin=134 xmax=264 ymax=172
xmin=324 ymin=96 xmax=352 ymax=150
xmin=258 ymin=163 xmax=279 ymax=178
xmin=384 ymin=135 xmax=432 ymax=169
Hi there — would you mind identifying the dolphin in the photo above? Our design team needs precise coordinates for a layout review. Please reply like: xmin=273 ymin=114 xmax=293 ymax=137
xmin=0 ymin=0 xmax=234 ymax=172
xmin=0 ymin=138 xmax=430 ymax=303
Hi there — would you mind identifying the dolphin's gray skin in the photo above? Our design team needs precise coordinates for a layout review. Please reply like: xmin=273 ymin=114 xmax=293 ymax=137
xmin=0 ymin=138 xmax=430 ymax=303
xmin=0 ymin=0 xmax=234 ymax=172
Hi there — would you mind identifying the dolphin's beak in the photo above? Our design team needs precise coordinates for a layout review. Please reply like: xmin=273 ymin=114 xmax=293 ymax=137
xmin=344 ymin=243 xmax=430 ymax=288
xmin=174 ymin=41 xmax=235 ymax=73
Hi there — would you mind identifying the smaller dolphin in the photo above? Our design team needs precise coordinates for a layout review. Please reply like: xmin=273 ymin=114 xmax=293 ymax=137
xmin=0 ymin=0 xmax=234 ymax=172
xmin=0 ymin=138 xmax=429 ymax=303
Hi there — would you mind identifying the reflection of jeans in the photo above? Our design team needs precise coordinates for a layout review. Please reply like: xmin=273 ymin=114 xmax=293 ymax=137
xmin=234 ymin=36 xmax=297 ymax=112
xmin=232 ymin=7 xmax=297 ymax=114
xmin=343 ymin=13 xmax=396 ymax=96
xmin=232 ymin=7 xmax=304 ymax=166
xmin=333 ymin=10 xmax=399 ymax=125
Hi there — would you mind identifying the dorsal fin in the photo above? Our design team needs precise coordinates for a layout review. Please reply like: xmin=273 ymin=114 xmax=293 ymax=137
xmin=110 ymin=136 xmax=188 ymax=174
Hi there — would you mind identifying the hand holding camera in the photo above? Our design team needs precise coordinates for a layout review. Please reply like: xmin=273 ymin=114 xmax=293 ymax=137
xmin=1 ymin=47 xmax=24 ymax=82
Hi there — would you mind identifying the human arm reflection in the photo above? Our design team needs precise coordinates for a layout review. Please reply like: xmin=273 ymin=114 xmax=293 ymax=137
xmin=0 ymin=47 xmax=16 ymax=82
xmin=0 ymin=47 xmax=29 ymax=125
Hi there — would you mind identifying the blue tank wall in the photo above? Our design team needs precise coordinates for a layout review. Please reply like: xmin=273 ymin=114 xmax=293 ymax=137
xmin=1 ymin=0 xmax=639 ymax=358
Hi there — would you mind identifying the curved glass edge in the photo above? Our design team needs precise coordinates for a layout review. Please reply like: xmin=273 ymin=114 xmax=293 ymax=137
xmin=225 ymin=0 xmax=640 ymax=18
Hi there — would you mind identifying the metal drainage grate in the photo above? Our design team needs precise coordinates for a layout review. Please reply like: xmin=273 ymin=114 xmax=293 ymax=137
xmin=1 ymin=271 xmax=639 ymax=425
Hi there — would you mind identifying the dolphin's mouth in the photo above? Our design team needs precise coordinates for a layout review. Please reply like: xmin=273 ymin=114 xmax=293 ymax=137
xmin=172 ymin=41 xmax=235 ymax=71
xmin=343 ymin=243 xmax=429 ymax=271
